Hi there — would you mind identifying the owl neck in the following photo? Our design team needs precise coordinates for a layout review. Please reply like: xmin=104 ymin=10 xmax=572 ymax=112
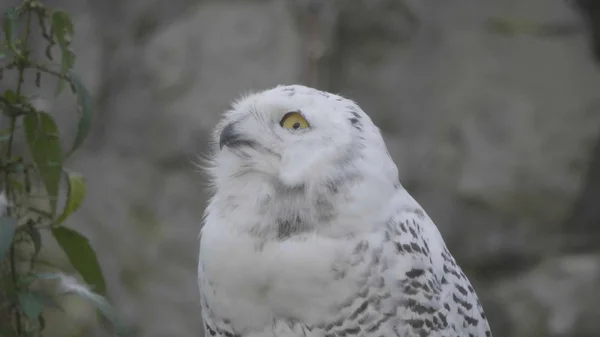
xmin=207 ymin=163 xmax=402 ymax=240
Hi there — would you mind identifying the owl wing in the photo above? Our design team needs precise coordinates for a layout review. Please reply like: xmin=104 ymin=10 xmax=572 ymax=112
xmin=313 ymin=208 xmax=492 ymax=337
xmin=378 ymin=209 xmax=491 ymax=336
xmin=201 ymin=317 xmax=235 ymax=337
xmin=198 ymin=255 xmax=239 ymax=337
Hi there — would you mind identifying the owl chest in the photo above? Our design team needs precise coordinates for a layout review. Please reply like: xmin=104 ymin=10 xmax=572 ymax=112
xmin=199 ymin=228 xmax=375 ymax=325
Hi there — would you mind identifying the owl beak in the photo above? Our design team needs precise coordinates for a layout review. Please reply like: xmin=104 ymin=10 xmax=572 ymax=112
xmin=219 ymin=122 xmax=253 ymax=150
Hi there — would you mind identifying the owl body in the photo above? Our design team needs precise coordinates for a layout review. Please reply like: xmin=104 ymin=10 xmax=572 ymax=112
xmin=198 ymin=85 xmax=492 ymax=337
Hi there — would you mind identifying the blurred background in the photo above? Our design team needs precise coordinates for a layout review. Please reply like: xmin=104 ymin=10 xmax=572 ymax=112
xmin=3 ymin=0 xmax=600 ymax=336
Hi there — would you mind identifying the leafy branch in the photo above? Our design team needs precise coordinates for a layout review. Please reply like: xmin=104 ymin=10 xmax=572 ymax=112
xmin=0 ymin=1 xmax=125 ymax=336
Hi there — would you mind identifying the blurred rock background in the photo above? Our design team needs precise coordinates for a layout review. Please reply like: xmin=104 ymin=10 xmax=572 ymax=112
xmin=2 ymin=0 xmax=600 ymax=336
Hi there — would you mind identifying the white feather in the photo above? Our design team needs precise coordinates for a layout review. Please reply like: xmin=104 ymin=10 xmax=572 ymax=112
xmin=198 ymin=85 xmax=492 ymax=337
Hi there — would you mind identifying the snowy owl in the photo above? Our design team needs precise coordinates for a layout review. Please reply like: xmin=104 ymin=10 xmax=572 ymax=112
xmin=198 ymin=85 xmax=492 ymax=337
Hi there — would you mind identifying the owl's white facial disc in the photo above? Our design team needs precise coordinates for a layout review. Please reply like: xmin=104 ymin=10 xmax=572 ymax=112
xmin=204 ymin=85 xmax=399 ymax=239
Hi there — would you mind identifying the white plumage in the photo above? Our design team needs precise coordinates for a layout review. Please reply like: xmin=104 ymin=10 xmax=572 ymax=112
xmin=198 ymin=85 xmax=492 ymax=337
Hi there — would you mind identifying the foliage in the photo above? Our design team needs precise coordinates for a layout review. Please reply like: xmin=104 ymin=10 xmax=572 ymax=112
xmin=0 ymin=1 xmax=125 ymax=336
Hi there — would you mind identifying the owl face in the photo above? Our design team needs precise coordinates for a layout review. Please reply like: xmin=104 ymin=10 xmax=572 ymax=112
xmin=209 ymin=85 xmax=384 ymax=190
xmin=203 ymin=85 xmax=400 ymax=239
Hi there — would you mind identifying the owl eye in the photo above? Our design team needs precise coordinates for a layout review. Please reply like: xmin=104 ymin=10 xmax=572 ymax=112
xmin=280 ymin=112 xmax=310 ymax=130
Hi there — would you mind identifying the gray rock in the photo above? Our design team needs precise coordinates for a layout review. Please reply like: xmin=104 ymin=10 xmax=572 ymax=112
xmin=5 ymin=0 xmax=599 ymax=336
xmin=489 ymin=254 xmax=600 ymax=337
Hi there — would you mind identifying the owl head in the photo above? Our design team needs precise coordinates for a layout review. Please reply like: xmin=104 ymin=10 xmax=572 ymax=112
xmin=203 ymin=85 xmax=400 ymax=238
xmin=208 ymin=85 xmax=397 ymax=187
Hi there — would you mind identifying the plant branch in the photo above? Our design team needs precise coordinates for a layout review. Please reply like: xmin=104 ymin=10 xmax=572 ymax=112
xmin=28 ymin=63 xmax=70 ymax=80
xmin=8 ymin=243 xmax=21 ymax=333
xmin=7 ymin=4 xmax=34 ymax=336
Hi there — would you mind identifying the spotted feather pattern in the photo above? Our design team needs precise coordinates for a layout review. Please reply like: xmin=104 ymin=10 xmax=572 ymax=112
xmin=199 ymin=206 xmax=492 ymax=337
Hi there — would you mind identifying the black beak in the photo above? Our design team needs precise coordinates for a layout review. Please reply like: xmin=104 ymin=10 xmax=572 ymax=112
xmin=219 ymin=122 xmax=253 ymax=150
xmin=219 ymin=122 xmax=238 ymax=149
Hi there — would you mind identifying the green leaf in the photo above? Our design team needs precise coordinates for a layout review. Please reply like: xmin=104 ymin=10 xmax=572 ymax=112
xmin=23 ymin=112 xmax=62 ymax=214
xmin=55 ymin=48 xmax=75 ymax=95
xmin=51 ymin=227 xmax=106 ymax=295
xmin=2 ymin=7 xmax=20 ymax=54
xmin=51 ymin=10 xmax=74 ymax=95
xmin=3 ymin=89 xmax=18 ymax=104
xmin=2 ymin=7 xmax=18 ymax=40
xmin=1 ymin=90 xmax=21 ymax=118
xmin=51 ymin=11 xmax=73 ymax=49
xmin=0 ymin=215 xmax=17 ymax=261
xmin=18 ymin=291 xmax=46 ymax=319
xmin=10 ymin=179 xmax=23 ymax=193
xmin=55 ymin=171 xmax=86 ymax=224
xmin=65 ymin=71 xmax=92 ymax=157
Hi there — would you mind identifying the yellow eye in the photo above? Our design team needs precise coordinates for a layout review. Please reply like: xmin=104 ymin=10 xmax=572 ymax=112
xmin=280 ymin=112 xmax=310 ymax=130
